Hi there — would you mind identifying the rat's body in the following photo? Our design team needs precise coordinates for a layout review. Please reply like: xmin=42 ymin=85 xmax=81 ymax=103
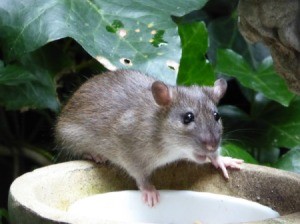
xmin=55 ymin=70 xmax=243 ymax=206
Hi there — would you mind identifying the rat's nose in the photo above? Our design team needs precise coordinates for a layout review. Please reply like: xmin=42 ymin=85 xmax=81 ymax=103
xmin=199 ymin=132 xmax=220 ymax=152
xmin=201 ymin=138 xmax=219 ymax=151
xmin=204 ymin=144 xmax=218 ymax=151
xmin=205 ymin=144 xmax=216 ymax=151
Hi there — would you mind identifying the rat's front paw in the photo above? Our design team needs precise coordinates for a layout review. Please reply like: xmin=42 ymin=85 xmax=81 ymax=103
xmin=209 ymin=156 xmax=244 ymax=179
xmin=140 ymin=185 xmax=160 ymax=207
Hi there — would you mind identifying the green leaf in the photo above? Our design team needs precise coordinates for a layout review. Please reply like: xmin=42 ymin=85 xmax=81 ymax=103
xmin=219 ymin=105 xmax=250 ymax=122
xmin=0 ymin=208 xmax=9 ymax=223
xmin=0 ymin=63 xmax=37 ymax=85
xmin=177 ymin=22 xmax=214 ymax=86
xmin=221 ymin=142 xmax=258 ymax=164
xmin=207 ymin=16 xmax=270 ymax=68
xmin=216 ymin=49 xmax=294 ymax=106
xmin=273 ymin=148 xmax=300 ymax=173
xmin=0 ymin=0 xmax=208 ymax=85
xmin=261 ymin=97 xmax=300 ymax=149
xmin=0 ymin=76 xmax=59 ymax=112
xmin=208 ymin=16 xmax=249 ymax=64
xmin=0 ymin=48 xmax=61 ymax=111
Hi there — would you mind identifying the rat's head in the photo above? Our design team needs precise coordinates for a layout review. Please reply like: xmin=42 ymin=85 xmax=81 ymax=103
xmin=152 ymin=79 xmax=227 ymax=161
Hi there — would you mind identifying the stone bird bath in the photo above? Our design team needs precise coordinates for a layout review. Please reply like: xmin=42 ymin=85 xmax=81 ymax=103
xmin=8 ymin=161 xmax=300 ymax=223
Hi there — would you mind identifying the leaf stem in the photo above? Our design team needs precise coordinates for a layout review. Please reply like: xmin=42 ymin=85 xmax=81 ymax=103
xmin=12 ymin=147 xmax=20 ymax=179
xmin=55 ymin=59 xmax=96 ymax=81
xmin=0 ymin=144 xmax=52 ymax=167
xmin=0 ymin=108 xmax=14 ymax=143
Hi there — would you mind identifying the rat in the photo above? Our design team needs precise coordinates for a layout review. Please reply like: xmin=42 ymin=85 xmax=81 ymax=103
xmin=55 ymin=69 xmax=243 ymax=207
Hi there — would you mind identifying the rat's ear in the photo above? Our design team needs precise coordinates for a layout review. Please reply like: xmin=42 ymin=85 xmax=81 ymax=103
xmin=151 ymin=81 xmax=172 ymax=106
xmin=212 ymin=78 xmax=227 ymax=102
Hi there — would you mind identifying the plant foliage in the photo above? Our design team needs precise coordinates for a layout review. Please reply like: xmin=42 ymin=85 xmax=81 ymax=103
xmin=0 ymin=0 xmax=208 ymax=87
xmin=0 ymin=0 xmax=299 ymax=220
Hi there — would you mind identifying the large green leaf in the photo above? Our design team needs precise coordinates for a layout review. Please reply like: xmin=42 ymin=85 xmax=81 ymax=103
xmin=0 ymin=64 xmax=37 ymax=85
xmin=216 ymin=49 xmax=294 ymax=106
xmin=0 ymin=0 xmax=208 ymax=85
xmin=177 ymin=22 xmax=214 ymax=86
xmin=207 ymin=16 xmax=270 ymax=68
xmin=0 ymin=45 xmax=64 ymax=111
xmin=273 ymin=148 xmax=300 ymax=173
xmin=0 ymin=71 xmax=59 ymax=112
xmin=0 ymin=208 xmax=9 ymax=223
xmin=261 ymin=98 xmax=300 ymax=148
xmin=221 ymin=142 xmax=258 ymax=164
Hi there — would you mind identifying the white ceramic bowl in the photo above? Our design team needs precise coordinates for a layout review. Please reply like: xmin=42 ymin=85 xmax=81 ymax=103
xmin=67 ymin=190 xmax=279 ymax=224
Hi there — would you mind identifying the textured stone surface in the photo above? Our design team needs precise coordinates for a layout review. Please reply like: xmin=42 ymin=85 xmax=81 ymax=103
xmin=8 ymin=161 xmax=300 ymax=223
xmin=238 ymin=0 xmax=300 ymax=94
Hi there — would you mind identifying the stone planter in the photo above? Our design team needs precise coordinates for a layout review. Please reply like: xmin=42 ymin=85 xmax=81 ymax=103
xmin=8 ymin=161 xmax=300 ymax=223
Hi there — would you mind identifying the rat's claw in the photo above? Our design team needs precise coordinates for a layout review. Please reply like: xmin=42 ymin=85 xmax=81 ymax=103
xmin=141 ymin=185 xmax=160 ymax=207
xmin=209 ymin=156 xmax=244 ymax=179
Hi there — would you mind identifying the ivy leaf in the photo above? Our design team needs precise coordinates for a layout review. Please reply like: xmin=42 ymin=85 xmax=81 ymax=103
xmin=0 ymin=0 xmax=208 ymax=85
xmin=177 ymin=22 xmax=214 ymax=86
xmin=0 ymin=71 xmax=59 ymax=112
xmin=0 ymin=64 xmax=37 ymax=85
xmin=0 ymin=61 xmax=58 ymax=111
xmin=273 ymin=148 xmax=300 ymax=173
xmin=261 ymin=97 xmax=300 ymax=149
xmin=221 ymin=142 xmax=258 ymax=164
xmin=216 ymin=49 xmax=294 ymax=106
xmin=0 ymin=208 xmax=9 ymax=223
xmin=207 ymin=16 xmax=270 ymax=68
xmin=0 ymin=45 xmax=63 ymax=111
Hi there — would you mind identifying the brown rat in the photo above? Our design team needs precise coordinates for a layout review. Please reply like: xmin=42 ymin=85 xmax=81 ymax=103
xmin=55 ymin=69 xmax=243 ymax=207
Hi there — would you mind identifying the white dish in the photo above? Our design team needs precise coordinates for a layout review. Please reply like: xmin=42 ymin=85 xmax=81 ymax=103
xmin=67 ymin=190 xmax=279 ymax=224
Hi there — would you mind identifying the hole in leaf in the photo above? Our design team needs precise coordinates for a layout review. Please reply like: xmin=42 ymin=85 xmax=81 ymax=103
xmin=118 ymin=29 xmax=127 ymax=38
xmin=166 ymin=60 xmax=179 ymax=72
xmin=151 ymin=30 xmax=168 ymax=47
xmin=106 ymin=20 xmax=124 ymax=33
xmin=120 ymin=58 xmax=133 ymax=66
xmin=147 ymin=22 xmax=154 ymax=28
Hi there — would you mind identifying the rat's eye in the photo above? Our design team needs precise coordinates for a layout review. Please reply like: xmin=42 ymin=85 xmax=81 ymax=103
xmin=213 ymin=111 xmax=220 ymax=121
xmin=183 ymin=112 xmax=194 ymax=124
